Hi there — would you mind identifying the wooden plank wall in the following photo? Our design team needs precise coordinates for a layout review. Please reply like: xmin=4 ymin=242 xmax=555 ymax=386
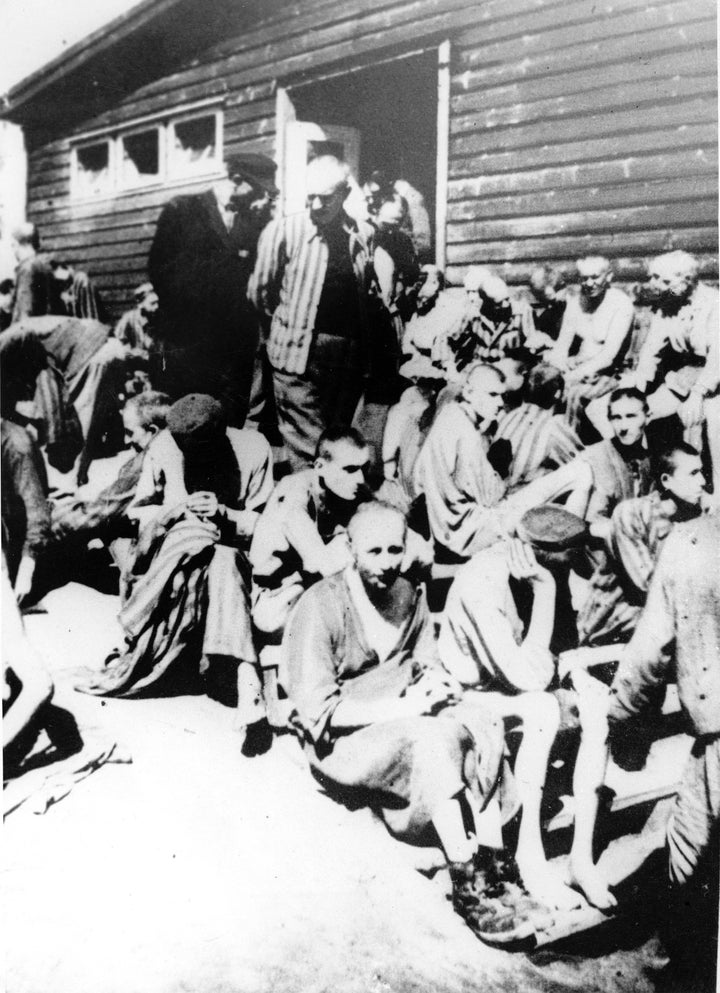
xmin=446 ymin=0 xmax=718 ymax=286
xmin=24 ymin=0 xmax=718 ymax=317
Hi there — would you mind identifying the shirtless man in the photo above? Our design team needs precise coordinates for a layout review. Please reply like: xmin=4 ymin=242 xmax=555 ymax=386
xmin=548 ymin=256 xmax=634 ymax=435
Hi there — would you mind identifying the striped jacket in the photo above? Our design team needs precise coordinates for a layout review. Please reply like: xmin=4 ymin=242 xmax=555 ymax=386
xmin=248 ymin=210 xmax=375 ymax=375
xmin=494 ymin=402 xmax=583 ymax=493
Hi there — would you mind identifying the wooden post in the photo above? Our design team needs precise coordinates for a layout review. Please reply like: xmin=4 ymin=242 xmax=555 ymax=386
xmin=435 ymin=39 xmax=451 ymax=271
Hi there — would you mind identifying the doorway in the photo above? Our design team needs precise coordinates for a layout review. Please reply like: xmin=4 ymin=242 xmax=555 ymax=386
xmin=277 ymin=48 xmax=441 ymax=262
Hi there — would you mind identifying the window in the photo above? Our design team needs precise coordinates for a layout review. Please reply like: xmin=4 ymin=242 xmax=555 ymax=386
xmin=169 ymin=113 xmax=220 ymax=177
xmin=74 ymin=140 xmax=112 ymax=197
xmin=70 ymin=103 xmax=224 ymax=200
xmin=121 ymin=128 xmax=161 ymax=186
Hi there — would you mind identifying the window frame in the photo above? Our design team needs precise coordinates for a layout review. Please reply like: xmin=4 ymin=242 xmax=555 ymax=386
xmin=118 ymin=123 xmax=164 ymax=190
xmin=71 ymin=137 xmax=116 ymax=200
xmin=69 ymin=100 xmax=225 ymax=203
xmin=166 ymin=108 xmax=223 ymax=181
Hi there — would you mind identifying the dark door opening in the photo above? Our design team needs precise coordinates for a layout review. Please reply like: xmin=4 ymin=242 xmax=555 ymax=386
xmin=284 ymin=49 xmax=439 ymax=260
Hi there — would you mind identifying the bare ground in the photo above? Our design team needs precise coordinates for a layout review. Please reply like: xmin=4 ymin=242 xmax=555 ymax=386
xmin=4 ymin=578 xmax=667 ymax=993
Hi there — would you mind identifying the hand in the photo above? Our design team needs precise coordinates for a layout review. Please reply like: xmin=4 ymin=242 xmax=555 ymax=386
xmin=666 ymin=325 xmax=690 ymax=353
xmin=185 ymin=491 xmax=220 ymax=520
xmin=405 ymin=668 xmax=460 ymax=715
xmin=13 ymin=556 xmax=36 ymax=605
xmin=507 ymin=539 xmax=553 ymax=585
xmin=678 ymin=390 xmax=704 ymax=429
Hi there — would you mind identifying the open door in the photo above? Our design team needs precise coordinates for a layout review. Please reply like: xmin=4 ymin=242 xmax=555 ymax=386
xmin=275 ymin=47 xmax=444 ymax=261
xmin=276 ymin=92 xmax=361 ymax=218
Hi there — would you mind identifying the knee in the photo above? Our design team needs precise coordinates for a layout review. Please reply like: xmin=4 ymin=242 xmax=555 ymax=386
xmin=520 ymin=691 xmax=561 ymax=737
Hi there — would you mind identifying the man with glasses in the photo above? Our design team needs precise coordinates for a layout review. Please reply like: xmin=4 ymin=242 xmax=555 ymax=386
xmin=249 ymin=155 xmax=375 ymax=470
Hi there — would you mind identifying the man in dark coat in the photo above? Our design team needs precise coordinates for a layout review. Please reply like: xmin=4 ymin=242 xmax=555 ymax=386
xmin=148 ymin=153 xmax=277 ymax=426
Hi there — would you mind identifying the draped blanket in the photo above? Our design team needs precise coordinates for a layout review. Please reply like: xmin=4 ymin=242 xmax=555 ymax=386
xmin=76 ymin=516 xmax=254 ymax=697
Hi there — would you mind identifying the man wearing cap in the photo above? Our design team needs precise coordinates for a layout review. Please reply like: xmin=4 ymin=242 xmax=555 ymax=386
xmin=248 ymin=155 xmax=375 ymax=470
xmin=439 ymin=506 xmax=591 ymax=911
xmin=76 ymin=393 xmax=275 ymax=756
xmin=148 ymin=153 xmax=278 ymax=425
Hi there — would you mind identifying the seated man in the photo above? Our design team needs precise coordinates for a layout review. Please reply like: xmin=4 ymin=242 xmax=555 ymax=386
xmin=381 ymin=354 xmax=445 ymax=507
xmin=250 ymin=426 xmax=372 ymax=716
xmin=576 ymin=440 xmax=706 ymax=649
xmin=114 ymin=282 xmax=160 ymax=392
xmin=439 ymin=506 xmax=590 ymax=910
xmin=605 ymin=513 xmax=720 ymax=987
xmin=76 ymin=394 xmax=274 ymax=755
xmin=493 ymin=352 xmax=583 ymax=493
xmin=521 ymin=265 xmax=567 ymax=352
xmin=51 ymin=259 xmax=107 ymax=322
xmin=1 ymin=332 xmax=51 ymax=605
xmin=556 ymin=442 xmax=708 ymax=910
xmin=49 ymin=391 xmax=170 ymax=572
xmin=4 ymin=315 xmax=129 ymax=484
xmin=586 ymin=252 xmax=719 ymax=473
xmin=437 ymin=268 xmax=525 ymax=376
xmin=286 ymin=500 xmax=537 ymax=945
xmin=566 ymin=387 xmax=653 ymax=528
xmin=414 ymin=362 xmax=580 ymax=562
xmin=547 ymin=256 xmax=634 ymax=437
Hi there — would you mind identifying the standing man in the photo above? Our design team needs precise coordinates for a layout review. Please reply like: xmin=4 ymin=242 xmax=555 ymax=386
xmin=10 ymin=223 xmax=63 ymax=323
xmin=148 ymin=153 xmax=278 ymax=426
xmin=249 ymin=155 xmax=376 ymax=470
xmin=602 ymin=513 xmax=720 ymax=987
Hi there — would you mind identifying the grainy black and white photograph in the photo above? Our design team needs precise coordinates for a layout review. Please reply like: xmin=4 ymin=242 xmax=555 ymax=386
xmin=1 ymin=1 xmax=718 ymax=990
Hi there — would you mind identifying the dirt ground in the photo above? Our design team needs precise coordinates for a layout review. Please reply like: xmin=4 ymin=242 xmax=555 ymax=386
xmin=2 ymin=576 xmax=681 ymax=993
xmin=3 ymin=452 xmax=691 ymax=993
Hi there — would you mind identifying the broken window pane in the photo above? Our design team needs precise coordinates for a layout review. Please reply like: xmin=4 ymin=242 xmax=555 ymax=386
xmin=75 ymin=142 xmax=110 ymax=197
xmin=171 ymin=115 xmax=217 ymax=174
xmin=122 ymin=129 xmax=160 ymax=185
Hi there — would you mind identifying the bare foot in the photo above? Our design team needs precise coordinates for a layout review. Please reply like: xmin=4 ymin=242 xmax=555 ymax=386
xmin=566 ymin=859 xmax=617 ymax=911
xmin=517 ymin=858 xmax=584 ymax=911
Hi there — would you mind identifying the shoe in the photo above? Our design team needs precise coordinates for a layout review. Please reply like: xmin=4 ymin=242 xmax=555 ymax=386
xmin=241 ymin=717 xmax=273 ymax=757
xmin=450 ymin=861 xmax=538 ymax=948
